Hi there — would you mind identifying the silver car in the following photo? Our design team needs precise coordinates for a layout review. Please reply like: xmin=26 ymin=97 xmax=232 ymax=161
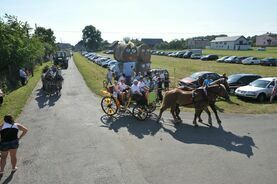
xmin=235 ymin=77 xmax=276 ymax=102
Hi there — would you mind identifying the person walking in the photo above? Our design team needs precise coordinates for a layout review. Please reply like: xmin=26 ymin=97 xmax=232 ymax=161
xmin=0 ymin=89 xmax=4 ymax=106
xmin=0 ymin=114 xmax=28 ymax=174
xmin=270 ymin=79 xmax=277 ymax=103
xmin=19 ymin=68 xmax=27 ymax=86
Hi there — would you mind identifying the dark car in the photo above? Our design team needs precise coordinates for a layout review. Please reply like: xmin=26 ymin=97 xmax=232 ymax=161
xmin=201 ymin=54 xmax=219 ymax=61
xmin=179 ymin=71 xmax=221 ymax=88
xmin=183 ymin=51 xmax=193 ymax=58
xmin=227 ymin=74 xmax=262 ymax=93
xmin=260 ymin=58 xmax=277 ymax=66
xmin=53 ymin=51 xmax=68 ymax=69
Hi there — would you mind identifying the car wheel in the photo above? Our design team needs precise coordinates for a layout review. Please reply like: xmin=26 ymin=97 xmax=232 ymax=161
xmin=257 ymin=93 xmax=266 ymax=102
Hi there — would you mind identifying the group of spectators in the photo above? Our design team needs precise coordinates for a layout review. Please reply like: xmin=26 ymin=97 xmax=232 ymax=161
xmin=106 ymin=69 xmax=169 ymax=106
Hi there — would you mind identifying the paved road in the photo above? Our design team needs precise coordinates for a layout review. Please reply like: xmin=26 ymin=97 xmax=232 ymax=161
xmin=2 ymin=58 xmax=277 ymax=184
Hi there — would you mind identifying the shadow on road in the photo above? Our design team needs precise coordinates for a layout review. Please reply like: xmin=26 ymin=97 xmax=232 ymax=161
xmin=162 ymin=123 xmax=256 ymax=158
xmin=101 ymin=114 xmax=256 ymax=158
xmin=35 ymin=88 xmax=61 ymax=108
xmin=0 ymin=171 xmax=15 ymax=184
xmin=100 ymin=114 xmax=162 ymax=139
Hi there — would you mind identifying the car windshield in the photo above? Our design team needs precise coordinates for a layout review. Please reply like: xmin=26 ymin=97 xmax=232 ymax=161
xmin=57 ymin=52 xmax=65 ymax=57
xmin=190 ymin=72 xmax=204 ymax=79
xmin=249 ymin=80 xmax=270 ymax=88
xmin=227 ymin=75 xmax=242 ymax=83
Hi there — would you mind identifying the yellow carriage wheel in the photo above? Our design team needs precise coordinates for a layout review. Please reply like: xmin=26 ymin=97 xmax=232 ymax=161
xmin=101 ymin=96 xmax=118 ymax=116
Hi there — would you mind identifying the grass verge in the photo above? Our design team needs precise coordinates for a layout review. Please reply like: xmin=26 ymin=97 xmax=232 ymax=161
xmin=73 ymin=53 xmax=106 ymax=96
xmin=0 ymin=62 xmax=51 ymax=123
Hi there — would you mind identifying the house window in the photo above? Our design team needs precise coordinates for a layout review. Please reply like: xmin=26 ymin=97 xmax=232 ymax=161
xmin=224 ymin=42 xmax=227 ymax=45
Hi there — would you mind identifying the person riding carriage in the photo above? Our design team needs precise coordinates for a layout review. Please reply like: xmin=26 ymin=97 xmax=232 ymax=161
xmin=41 ymin=65 xmax=64 ymax=94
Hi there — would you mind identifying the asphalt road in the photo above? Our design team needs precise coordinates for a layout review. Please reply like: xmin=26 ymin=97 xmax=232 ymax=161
xmin=2 ymin=58 xmax=276 ymax=184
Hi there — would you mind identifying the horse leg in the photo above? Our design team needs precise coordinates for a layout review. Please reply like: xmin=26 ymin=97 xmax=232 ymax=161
xmin=198 ymin=109 xmax=203 ymax=123
xmin=210 ymin=103 xmax=221 ymax=124
xmin=157 ymin=106 xmax=167 ymax=123
xmin=193 ymin=109 xmax=200 ymax=127
xmin=170 ymin=106 xmax=179 ymax=123
xmin=175 ymin=104 xmax=182 ymax=121
xmin=203 ymin=107 xmax=212 ymax=127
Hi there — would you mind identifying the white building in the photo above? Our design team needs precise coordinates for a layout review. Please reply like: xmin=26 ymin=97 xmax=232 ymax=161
xmin=210 ymin=36 xmax=250 ymax=50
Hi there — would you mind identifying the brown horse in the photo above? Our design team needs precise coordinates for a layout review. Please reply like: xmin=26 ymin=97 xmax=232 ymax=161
xmin=157 ymin=84 xmax=229 ymax=127
xmin=177 ymin=78 xmax=230 ymax=124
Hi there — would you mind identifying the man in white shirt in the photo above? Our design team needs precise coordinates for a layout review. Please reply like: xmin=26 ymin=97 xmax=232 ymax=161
xmin=19 ymin=68 xmax=27 ymax=86
xmin=131 ymin=79 xmax=147 ymax=105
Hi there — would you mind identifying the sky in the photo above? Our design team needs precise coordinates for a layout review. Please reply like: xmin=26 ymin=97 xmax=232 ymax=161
xmin=1 ymin=0 xmax=277 ymax=45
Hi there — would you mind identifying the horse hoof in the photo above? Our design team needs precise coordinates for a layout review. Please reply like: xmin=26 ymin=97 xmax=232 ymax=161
xmin=198 ymin=119 xmax=203 ymax=123
xmin=217 ymin=121 xmax=222 ymax=125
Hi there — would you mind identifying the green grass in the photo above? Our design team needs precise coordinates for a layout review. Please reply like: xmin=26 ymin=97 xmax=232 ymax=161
xmin=75 ymin=52 xmax=277 ymax=114
xmin=0 ymin=62 xmax=51 ymax=123
xmin=150 ymin=55 xmax=277 ymax=114
xmin=73 ymin=53 xmax=106 ymax=96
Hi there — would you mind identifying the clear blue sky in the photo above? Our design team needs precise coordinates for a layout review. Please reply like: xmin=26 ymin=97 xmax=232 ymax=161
xmin=1 ymin=0 xmax=277 ymax=45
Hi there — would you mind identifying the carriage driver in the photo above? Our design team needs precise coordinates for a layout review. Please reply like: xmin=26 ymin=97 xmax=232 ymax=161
xmin=131 ymin=79 xmax=147 ymax=105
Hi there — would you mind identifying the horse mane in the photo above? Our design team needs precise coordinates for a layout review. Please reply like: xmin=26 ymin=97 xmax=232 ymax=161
xmin=210 ymin=78 xmax=225 ymax=85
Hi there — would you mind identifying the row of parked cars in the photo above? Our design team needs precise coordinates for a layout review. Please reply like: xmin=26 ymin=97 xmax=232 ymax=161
xmin=179 ymin=71 xmax=276 ymax=102
xmin=81 ymin=51 xmax=118 ymax=69
xmin=152 ymin=50 xmax=277 ymax=66
xmin=217 ymin=56 xmax=277 ymax=66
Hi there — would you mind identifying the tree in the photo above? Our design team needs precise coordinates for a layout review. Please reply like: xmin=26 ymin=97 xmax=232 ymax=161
xmin=34 ymin=26 xmax=56 ymax=55
xmin=82 ymin=25 xmax=102 ymax=51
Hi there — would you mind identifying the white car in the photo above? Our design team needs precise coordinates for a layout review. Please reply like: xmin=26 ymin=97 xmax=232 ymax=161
xmin=241 ymin=57 xmax=260 ymax=65
xmin=235 ymin=77 xmax=276 ymax=102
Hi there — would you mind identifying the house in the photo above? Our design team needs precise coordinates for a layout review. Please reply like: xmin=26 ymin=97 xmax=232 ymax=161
xmin=187 ymin=38 xmax=209 ymax=49
xmin=256 ymin=33 xmax=277 ymax=47
xmin=210 ymin=36 xmax=250 ymax=50
xmin=141 ymin=38 xmax=163 ymax=48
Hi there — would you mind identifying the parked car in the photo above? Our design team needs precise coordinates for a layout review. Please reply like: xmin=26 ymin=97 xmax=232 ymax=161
xmin=235 ymin=77 xmax=276 ymax=102
xmin=179 ymin=71 xmax=221 ymax=88
xmin=235 ymin=56 xmax=249 ymax=64
xmin=103 ymin=60 xmax=117 ymax=68
xmin=217 ymin=56 xmax=229 ymax=63
xmin=190 ymin=54 xmax=202 ymax=59
xmin=227 ymin=74 xmax=262 ymax=93
xmin=241 ymin=57 xmax=260 ymax=65
xmin=201 ymin=55 xmax=219 ymax=61
xmin=224 ymin=56 xmax=239 ymax=63
xmin=260 ymin=58 xmax=277 ymax=66
xmin=183 ymin=51 xmax=193 ymax=58
xmin=177 ymin=51 xmax=187 ymax=58
xmin=257 ymin=47 xmax=266 ymax=51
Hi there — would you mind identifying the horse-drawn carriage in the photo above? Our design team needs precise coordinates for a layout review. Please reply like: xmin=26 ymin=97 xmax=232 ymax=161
xmin=100 ymin=81 xmax=158 ymax=120
xmin=41 ymin=66 xmax=63 ymax=95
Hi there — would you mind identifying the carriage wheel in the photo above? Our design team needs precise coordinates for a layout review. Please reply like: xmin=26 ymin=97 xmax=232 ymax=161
xmin=101 ymin=96 xmax=118 ymax=116
xmin=132 ymin=104 xmax=148 ymax=121
xmin=147 ymin=102 xmax=156 ymax=113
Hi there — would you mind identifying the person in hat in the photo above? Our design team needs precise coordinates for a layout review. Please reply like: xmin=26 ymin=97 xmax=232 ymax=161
xmin=131 ymin=79 xmax=147 ymax=105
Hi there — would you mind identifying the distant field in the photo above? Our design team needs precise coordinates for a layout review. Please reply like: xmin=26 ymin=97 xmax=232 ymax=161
xmin=203 ymin=47 xmax=277 ymax=58
xmin=76 ymin=52 xmax=276 ymax=114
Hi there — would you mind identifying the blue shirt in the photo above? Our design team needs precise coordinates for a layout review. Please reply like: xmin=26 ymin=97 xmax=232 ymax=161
xmin=203 ymin=79 xmax=213 ymax=86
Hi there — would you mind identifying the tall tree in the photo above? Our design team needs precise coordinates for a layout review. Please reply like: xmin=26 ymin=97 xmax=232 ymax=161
xmin=34 ymin=26 xmax=56 ymax=55
xmin=82 ymin=25 xmax=102 ymax=51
